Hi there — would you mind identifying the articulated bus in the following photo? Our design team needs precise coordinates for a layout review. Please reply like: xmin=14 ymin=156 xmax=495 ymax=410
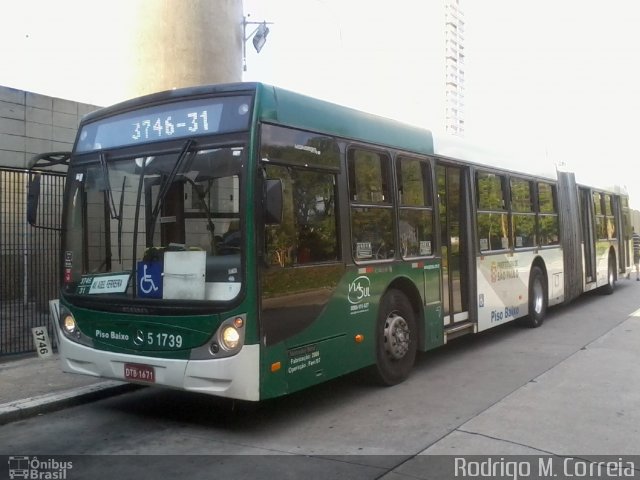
xmin=28 ymin=83 xmax=632 ymax=401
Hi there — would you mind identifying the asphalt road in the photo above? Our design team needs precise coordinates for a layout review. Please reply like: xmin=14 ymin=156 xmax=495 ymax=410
xmin=1 ymin=279 xmax=639 ymax=479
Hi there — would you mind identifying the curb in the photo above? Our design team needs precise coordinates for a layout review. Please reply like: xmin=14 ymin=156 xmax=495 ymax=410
xmin=0 ymin=381 xmax=138 ymax=425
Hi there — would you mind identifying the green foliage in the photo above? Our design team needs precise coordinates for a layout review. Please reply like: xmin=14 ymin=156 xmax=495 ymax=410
xmin=261 ymin=264 xmax=344 ymax=298
xmin=265 ymin=164 xmax=338 ymax=266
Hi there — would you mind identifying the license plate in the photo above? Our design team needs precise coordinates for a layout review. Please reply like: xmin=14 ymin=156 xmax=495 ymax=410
xmin=124 ymin=363 xmax=155 ymax=383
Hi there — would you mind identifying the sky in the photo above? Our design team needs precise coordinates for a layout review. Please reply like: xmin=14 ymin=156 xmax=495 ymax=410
xmin=242 ymin=0 xmax=640 ymax=209
xmin=2 ymin=0 xmax=640 ymax=208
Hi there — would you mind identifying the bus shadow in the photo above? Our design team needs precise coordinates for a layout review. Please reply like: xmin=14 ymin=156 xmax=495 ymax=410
xmin=101 ymin=279 xmax=637 ymax=430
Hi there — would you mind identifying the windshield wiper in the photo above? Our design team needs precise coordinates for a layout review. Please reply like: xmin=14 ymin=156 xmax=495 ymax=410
xmin=117 ymin=176 xmax=126 ymax=264
xmin=131 ymin=159 xmax=148 ymax=297
xmin=147 ymin=139 xmax=195 ymax=244
xmin=98 ymin=152 xmax=121 ymax=273
xmin=99 ymin=152 xmax=119 ymax=220
xmin=183 ymin=175 xmax=218 ymax=253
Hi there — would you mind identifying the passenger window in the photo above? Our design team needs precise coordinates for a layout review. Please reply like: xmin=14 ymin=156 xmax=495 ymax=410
xmin=538 ymin=182 xmax=557 ymax=213
xmin=348 ymin=149 xmax=391 ymax=204
xmin=348 ymin=148 xmax=395 ymax=260
xmin=511 ymin=178 xmax=535 ymax=248
xmin=397 ymin=156 xmax=433 ymax=257
xmin=477 ymin=172 xmax=506 ymax=211
xmin=538 ymin=182 xmax=559 ymax=246
xmin=264 ymin=165 xmax=339 ymax=266
xmin=477 ymin=172 xmax=509 ymax=251
xmin=593 ymin=191 xmax=607 ymax=239
xmin=604 ymin=194 xmax=616 ymax=239
xmin=398 ymin=157 xmax=431 ymax=207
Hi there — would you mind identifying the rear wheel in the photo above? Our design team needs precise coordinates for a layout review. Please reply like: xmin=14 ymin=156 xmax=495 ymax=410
xmin=520 ymin=266 xmax=547 ymax=328
xmin=601 ymin=254 xmax=616 ymax=295
xmin=371 ymin=289 xmax=417 ymax=385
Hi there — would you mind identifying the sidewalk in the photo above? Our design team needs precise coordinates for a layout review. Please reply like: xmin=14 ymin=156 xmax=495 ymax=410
xmin=385 ymin=310 xmax=640 ymax=478
xmin=0 ymin=353 xmax=132 ymax=425
xmin=428 ymin=311 xmax=640 ymax=454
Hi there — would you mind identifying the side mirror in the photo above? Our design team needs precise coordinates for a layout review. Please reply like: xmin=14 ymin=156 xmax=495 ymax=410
xmin=27 ymin=173 xmax=42 ymax=226
xmin=265 ymin=179 xmax=283 ymax=225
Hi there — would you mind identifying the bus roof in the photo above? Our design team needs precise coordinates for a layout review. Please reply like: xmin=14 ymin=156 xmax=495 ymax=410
xmin=80 ymin=82 xmax=257 ymax=124
xmin=254 ymin=83 xmax=434 ymax=156
xmin=80 ymin=82 xmax=434 ymax=157
xmin=77 ymin=82 xmax=626 ymax=196
xmin=432 ymin=133 xmax=558 ymax=181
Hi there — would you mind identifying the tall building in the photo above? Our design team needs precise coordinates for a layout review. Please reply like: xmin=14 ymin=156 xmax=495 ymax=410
xmin=242 ymin=0 xmax=466 ymax=137
xmin=444 ymin=0 xmax=466 ymax=136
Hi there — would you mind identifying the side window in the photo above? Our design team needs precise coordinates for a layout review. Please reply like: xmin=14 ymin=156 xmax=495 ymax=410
xmin=259 ymin=124 xmax=345 ymax=347
xmin=538 ymin=182 xmax=559 ymax=246
xmin=348 ymin=148 xmax=395 ymax=260
xmin=510 ymin=178 xmax=535 ymax=248
xmin=477 ymin=172 xmax=509 ymax=251
xmin=605 ymin=194 xmax=616 ymax=239
xmin=593 ymin=192 xmax=607 ymax=240
xmin=397 ymin=156 xmax=433 ymax=257
xmin=593 ymin=192 xmax=602 ymax=214
xmin=264 ymin=165 xmax=339 ymax=266
xmin=349 ymin=149 xmax=391 ymax=203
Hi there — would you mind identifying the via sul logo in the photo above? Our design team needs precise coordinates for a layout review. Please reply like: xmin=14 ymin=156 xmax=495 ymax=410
xmin=348 ymin=276 xmax=371 ymax=304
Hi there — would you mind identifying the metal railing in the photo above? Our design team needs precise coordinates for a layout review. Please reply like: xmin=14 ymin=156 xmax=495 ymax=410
xmin=0 ymin=167 xmax=65 ymax=356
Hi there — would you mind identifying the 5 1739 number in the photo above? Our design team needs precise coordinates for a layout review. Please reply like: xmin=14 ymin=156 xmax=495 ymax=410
xmin=146 ymin=332 xmax=183 ymax=348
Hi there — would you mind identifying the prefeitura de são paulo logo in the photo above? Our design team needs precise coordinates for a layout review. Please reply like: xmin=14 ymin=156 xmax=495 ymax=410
xmin=8 ymin=456 xmax=73 ymax=479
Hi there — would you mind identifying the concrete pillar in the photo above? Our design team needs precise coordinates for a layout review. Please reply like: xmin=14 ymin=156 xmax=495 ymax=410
xmin=124 ymin=0 xmax=244 ymax=99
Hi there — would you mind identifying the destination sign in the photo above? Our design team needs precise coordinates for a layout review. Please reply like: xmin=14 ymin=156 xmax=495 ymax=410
xmin=76 ymin=95 xmax=252 ymax=153
xmin=76 ymin=273 xmax=131 ymax=295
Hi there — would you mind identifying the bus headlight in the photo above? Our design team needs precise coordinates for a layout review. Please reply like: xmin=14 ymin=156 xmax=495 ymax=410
xmin=63 ymin=315 xmax=77 ymax=333
xmin=212 ymin=314 xmax=246 ymax=356
xmin=190 ymin=314 xmax=247 ymax=360
xmin=221 ymin=326 xmax=240 ymax=350
xmin=57 ymin=304 xmax=93 ymax=347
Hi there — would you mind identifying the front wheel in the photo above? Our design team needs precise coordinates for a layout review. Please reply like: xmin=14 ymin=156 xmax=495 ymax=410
xmin=520 ymin=266 xmax=547 ymax=328
xmin=371 ymin=289 xmax=417 ymax=386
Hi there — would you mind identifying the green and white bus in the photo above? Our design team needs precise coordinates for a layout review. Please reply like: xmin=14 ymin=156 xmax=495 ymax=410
xmin=28 ymin=83 xmax=632 ymax=401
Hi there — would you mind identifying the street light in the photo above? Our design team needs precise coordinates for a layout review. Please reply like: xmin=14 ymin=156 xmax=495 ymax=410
xmin=252 ymin=23 xmax=269 ymax=53
xmin=243 ymin=17 xmax=273 ymax=71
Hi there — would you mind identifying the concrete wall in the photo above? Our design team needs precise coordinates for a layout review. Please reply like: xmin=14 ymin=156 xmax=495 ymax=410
xmin=0 ymin=86 xmax=100 ymax=170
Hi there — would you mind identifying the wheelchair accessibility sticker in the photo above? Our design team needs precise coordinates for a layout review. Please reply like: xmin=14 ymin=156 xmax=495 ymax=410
xmin=137 ymin=261 xmax=163 ymax=298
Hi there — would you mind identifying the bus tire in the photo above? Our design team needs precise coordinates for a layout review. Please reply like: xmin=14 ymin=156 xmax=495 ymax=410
xmin=601 ymin=254 xmax=616 ymax=295
xmin=371 ymin=289 xmax=417 ymax=386
xmin=521 ymin=266 xmax=547 ymax=328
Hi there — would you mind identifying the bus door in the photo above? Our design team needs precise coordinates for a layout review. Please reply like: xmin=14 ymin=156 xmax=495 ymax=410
xmin=613 ymin=195 xmax=629 ymax=271
xmin=579 ymin=187 xmax=596 ymax=283
xmin=436 ymin=164 xmax=470 ymax=325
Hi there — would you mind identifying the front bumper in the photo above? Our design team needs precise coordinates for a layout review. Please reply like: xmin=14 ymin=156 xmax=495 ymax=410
xmin=49 ymin=300 xmax=260 ymax=401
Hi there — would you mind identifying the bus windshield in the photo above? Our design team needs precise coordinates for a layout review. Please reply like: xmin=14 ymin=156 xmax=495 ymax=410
xmin=62 ymin=144 xmax=244 ymax=304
